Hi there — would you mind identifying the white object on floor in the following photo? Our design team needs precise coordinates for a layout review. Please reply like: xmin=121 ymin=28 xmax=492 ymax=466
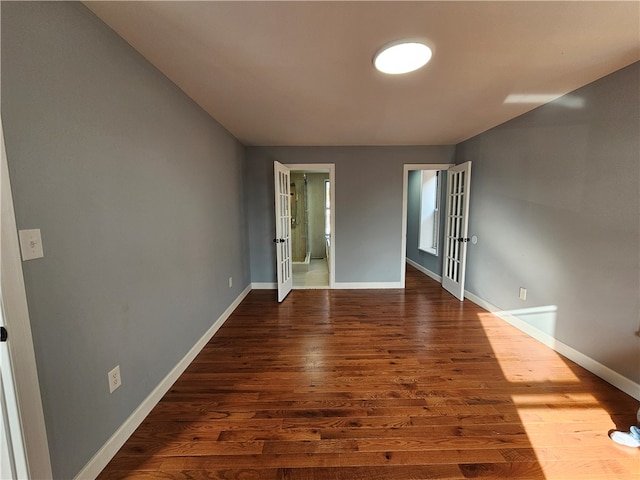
xmin=609 ymin=430 xmax=640 ymax=448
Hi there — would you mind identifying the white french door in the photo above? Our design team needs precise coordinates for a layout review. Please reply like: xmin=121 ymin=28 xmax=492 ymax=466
xmin=0 ymin=117 xmax=29 ymax=480
xmin=1 ymin=297 xmax=28 ymax=480
xmin=273 ymin=161 xmax=293 ymax=302
xmin=442 ymin=161 xmax=472 ymax=300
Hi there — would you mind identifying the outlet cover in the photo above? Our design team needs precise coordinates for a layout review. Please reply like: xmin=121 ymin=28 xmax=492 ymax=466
xmin=108 ymin=365 xmax=121 ymax=393
xmin=18 ymin=229 xmax=44 ymax=261
xmin=519 ymin=287 xmax=527 ymax=301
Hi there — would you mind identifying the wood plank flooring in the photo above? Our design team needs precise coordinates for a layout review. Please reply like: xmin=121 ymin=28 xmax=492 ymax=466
xmin=97 ymin=265 xmax=639 ymax=479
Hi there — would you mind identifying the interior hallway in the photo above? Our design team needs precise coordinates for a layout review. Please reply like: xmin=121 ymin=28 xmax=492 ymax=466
xmin=98 ymin=265 xmax=639 ymax=479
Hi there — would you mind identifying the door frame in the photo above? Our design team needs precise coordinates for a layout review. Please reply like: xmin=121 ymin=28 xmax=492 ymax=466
xmin=285 ymin=164 xmax=335 ymax=290
xmin=400 ymin=163 xmax=454 ymax=288
xmin=0 ymin=118 xmax=53 ymax=478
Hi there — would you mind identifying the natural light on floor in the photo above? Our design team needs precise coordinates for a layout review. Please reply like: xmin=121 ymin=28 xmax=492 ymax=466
xmin=475 ymin=310 xmax=639 ymax=478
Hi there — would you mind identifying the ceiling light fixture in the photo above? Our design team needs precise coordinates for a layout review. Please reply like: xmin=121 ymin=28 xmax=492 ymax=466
xmin=373 ymin=40 xmax=432 ymax=75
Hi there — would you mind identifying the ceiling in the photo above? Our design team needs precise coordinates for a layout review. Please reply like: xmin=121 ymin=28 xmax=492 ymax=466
xmin=85 ymin=1 xmax=640 ymax=146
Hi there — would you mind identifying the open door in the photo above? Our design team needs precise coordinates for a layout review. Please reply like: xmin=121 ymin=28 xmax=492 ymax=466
xmin=442 ymin=162 xmax=472 ymax=300
xmin=1 ymin=297 xmax=28 ymax=480
xmin=273 ymin=161 xmax=293 ymax=302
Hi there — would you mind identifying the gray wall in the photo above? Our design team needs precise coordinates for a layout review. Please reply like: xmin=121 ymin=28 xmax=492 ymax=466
xmin=456 ymin=62 xmax=640 ymax=383
xmin=1 ymin=2 xmax=249 ymax=478
xmin=246 ymin=146 xmax=455 ymax=284
xmin=406 ymin=169 xmax=448 ymax=276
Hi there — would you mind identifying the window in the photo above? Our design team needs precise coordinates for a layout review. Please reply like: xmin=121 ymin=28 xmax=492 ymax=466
xmin=418 ymin=170 xmax=440 ymax=255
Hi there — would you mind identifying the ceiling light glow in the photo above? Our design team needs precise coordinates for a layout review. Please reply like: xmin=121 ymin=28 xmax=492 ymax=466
xmin=374 ymin=41 xmax=432 ymax=75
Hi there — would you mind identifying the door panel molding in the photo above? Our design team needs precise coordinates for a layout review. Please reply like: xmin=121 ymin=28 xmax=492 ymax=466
xmin=273 ymin=161 xmax=293 ymax=302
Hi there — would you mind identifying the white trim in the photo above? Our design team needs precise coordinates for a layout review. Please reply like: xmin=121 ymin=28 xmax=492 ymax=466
xmin=285 ymin=163 xmax=336 ymax=290
xmin=464 ymin=290 xmax=640 ymax=401
xmin=74 ymin=285 xmax=252 ymax=479
xmin=405 ymin=258 xmax=442 ymax=283
xmin=333 ymin=282 xmax=402 ymax=289
xmin=401 ymin=163 xmax=454 ymax=289
xmin=0 ymin=118 xmax=53 ymax=478
xmin=257 ymin=280 xmax=405 ymax=290
xmin=418 ymin=246 xmax=438 ymax=257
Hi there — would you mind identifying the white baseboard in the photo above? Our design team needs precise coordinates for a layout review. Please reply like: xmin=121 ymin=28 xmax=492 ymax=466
xmin=333 ymin=281 xmax=403 ymax=289
xmin=255 ymin=282 xmax=404 ymax=290
xmin=405 ymin=258 xmax=442 ymax=282
xmin=74 ymin=285 xmax=252 ymax=480
xmin=464 ymin=290 xmax=640 ymax=401
xmin=251 ymin=282 xmax=404 ymax=290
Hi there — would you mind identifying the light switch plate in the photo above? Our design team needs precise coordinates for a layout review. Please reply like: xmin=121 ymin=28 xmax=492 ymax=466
xmin=18 ymin=229 xmax=44 ymax=261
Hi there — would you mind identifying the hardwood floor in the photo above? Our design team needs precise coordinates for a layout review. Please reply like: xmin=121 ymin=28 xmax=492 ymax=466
xmin=97 ymin=265 xmax=639 ymax=479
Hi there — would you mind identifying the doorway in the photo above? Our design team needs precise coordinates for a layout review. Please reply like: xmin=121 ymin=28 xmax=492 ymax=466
xmin=400 ymin=163 xmax=453 ymax=287
xmin=401 ymin=162 xmax=473 ymax=300
xmin=286 ymin=164 xmax=335 ymax=289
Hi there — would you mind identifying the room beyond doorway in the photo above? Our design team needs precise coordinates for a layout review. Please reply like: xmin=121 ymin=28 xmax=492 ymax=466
xmin=287 ymin=164 xmax=335 ymax=289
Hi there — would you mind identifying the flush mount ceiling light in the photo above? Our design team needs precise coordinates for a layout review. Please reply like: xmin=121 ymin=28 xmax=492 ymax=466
xmin=373 ymin=41 xmax=432 ymax=75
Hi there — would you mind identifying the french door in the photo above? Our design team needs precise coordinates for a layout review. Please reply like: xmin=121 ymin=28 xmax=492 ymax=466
xmin=442 ymin=162 xmax=472 ymax=300
xmin=273 ymin=161 xmax=293 ymax=302
xmin=1 ymin=297 xmax=28 ymax=479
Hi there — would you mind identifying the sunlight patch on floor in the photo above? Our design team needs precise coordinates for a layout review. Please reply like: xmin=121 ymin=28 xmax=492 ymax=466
xmin=476 ymin=310 xmax=579 ymax=383
xmin=474 ymin=311 xmax=640 ymax=479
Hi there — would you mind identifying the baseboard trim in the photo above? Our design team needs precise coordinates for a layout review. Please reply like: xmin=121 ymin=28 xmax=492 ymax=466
xmin=405 ymin=258 xmax=442 ymax=283
xmin=464 ymin=290 xmax=640 ymax=401
xmin=333 ymin=281 xmax=403 ymax=289
xmin=254 ymin=282 xmax=403 ymax=290
xmin=74 ymin=285 xmax=252 ymax=479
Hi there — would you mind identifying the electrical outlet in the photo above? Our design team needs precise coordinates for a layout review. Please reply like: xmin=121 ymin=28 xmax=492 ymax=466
xmin=229 ymin=276 xmax=233 ymax=288
xmin=519 ymin=287 xmax=527 ymax=301
xmin=108 ymin=365 xmax=121 ymax=393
